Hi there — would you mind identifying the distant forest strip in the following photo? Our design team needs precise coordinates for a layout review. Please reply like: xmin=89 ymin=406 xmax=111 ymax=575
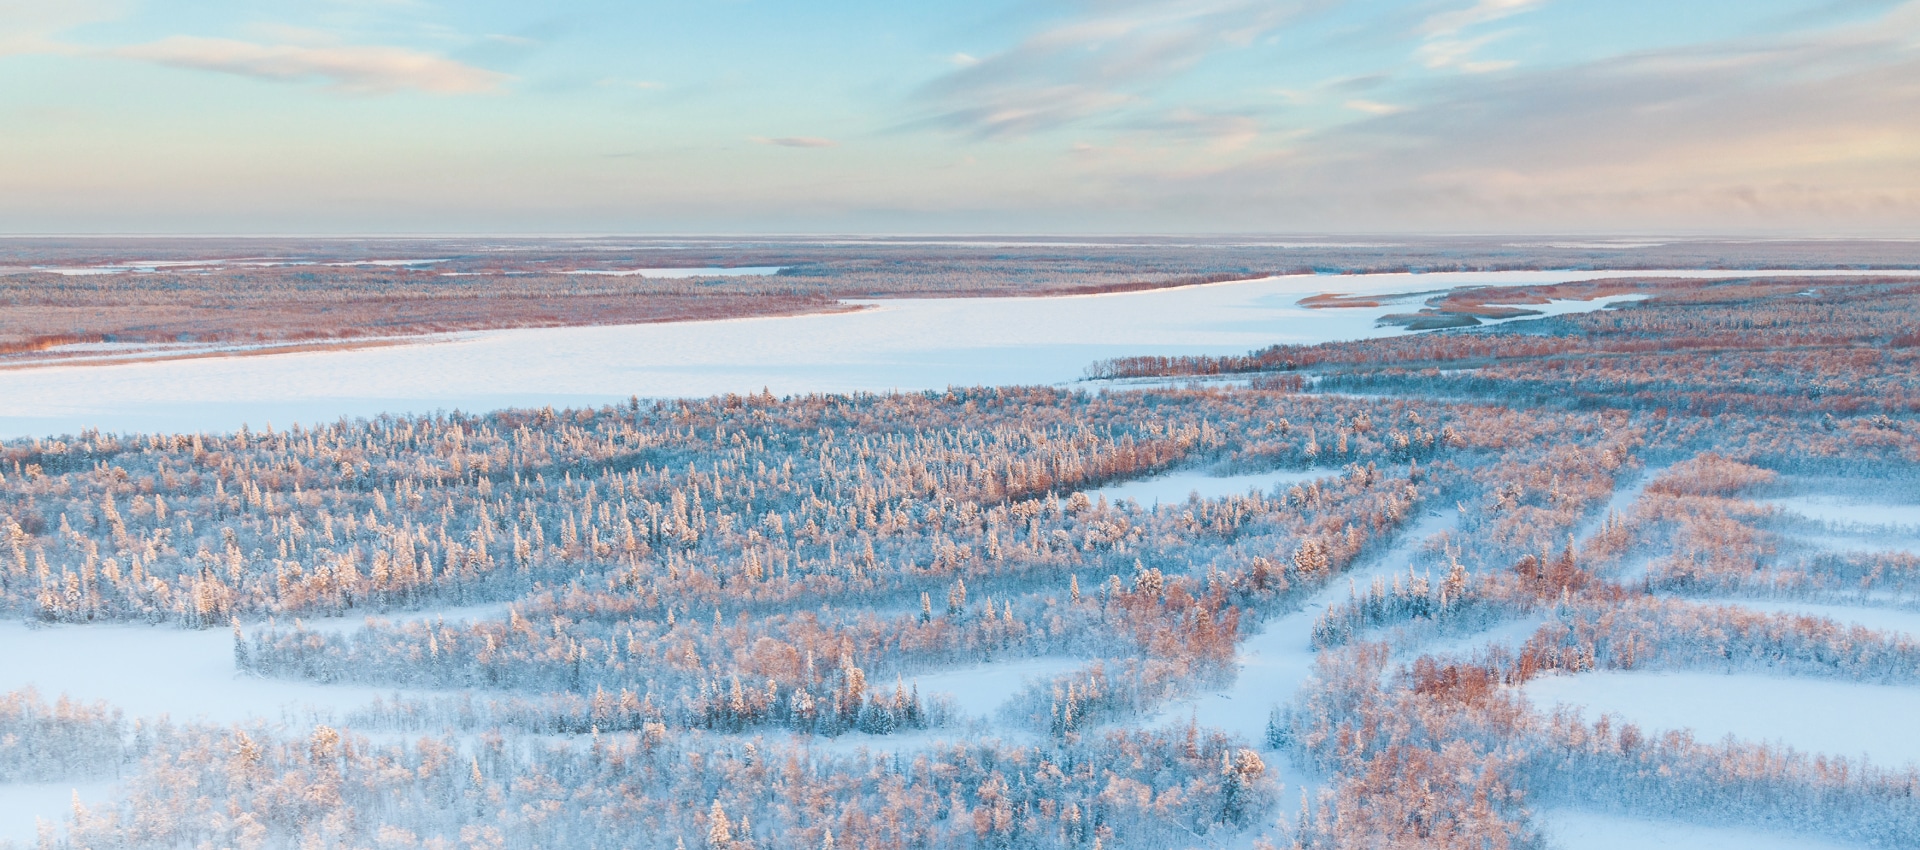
xmin=5 ymin=236 xmax=1918 ymax=355
xmin=1090 ymin=276 xmax=1920 ymax=416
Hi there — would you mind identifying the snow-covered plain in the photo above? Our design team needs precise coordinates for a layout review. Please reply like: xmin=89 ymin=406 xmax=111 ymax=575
xmin=1537 ymin=808 xmax=1867 ymax=850
xmin=0 ymin=269 xmax=1896 ymax=439
xmin=0 ymin=621 xmax=420 ymax=727
xmin=1791 ymin=531 xmax=1920 ymax=556
xmin=1085 ymin=467 xmax=1332 ymax=507
xmin=1714 ymin=598 xmax=1920 ymax=639
xmin=0 ymin=781 xmax=114 ymax=849
xmin=564 ymin=266 xmax=784 ymax=277
xmin=906 ymin=656 xmax=1085 ymax=721
xmin=1480 ymin=293 xmax=1649 ymax=324
xmin=1764 ymin=495 xmax=1920 ymax=532
xmin=1522 ymin=670 xmax=1920 ymax=767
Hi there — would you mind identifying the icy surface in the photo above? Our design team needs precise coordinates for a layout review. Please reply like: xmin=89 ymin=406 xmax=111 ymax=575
xmin=1718 ymin=599 xmax=1920 ymax=638
xmin=907 ymin=656 xmax=1085 ymax=720
xmin=1537 ymin=808 xmax=1865 ymax=850
xmin=1523 ymin=670 xmax=1920 ymax=767
xmin=1793 ymin=531 xmax=1920 ymax=556
xmin=564 ymin=266 xmax=784 ymax=277
xmin=1763 ymin=496 xmax=1920 ymax=531
xmin=292 ymin=602 xmax=515 ymax=636
xmin=1084 ymin=468 xmax=1332 ymax=507
xmin=0 ymin=780 xmax=115 ymax=848
xmin=1481 ymin=293 xmax=1650 ymax=324
xmin=0 ymin=269 xmax=1860 ymax=439
xmin=0 ymin=622 xmax=415 ymax=727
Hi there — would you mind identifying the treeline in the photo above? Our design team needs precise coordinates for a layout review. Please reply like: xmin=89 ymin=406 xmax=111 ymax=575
xmin=1090 ymin=278 xmax=1920 ymax=420
xmin=0 ymin=689 xmax=131 ymax=784
xmin=39 ymin=710 xmax=1275 ymax=850
xmin=2 ymin=387 xmax=1462 ymax=628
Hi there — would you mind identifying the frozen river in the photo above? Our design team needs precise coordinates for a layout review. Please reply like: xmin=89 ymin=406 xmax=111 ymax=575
xmin=0 ymin=269 xmax=1908 ymax=438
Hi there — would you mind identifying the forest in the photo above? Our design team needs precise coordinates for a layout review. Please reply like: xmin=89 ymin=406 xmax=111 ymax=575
xmin=1 ymin=271 xmax=1918 ymax=848
xmin=5 ymin=236 xmax=1917 ymax=362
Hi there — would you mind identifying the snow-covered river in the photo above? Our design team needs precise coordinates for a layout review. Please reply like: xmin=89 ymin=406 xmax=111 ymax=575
xmin=1 ymin=269 xmax=1903 ymax=439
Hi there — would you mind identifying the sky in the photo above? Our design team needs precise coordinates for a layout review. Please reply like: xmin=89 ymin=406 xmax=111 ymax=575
xmin=1 ymin=0 xmax=1917 ymax=234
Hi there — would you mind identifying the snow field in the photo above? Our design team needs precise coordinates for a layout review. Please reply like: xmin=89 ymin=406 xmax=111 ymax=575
xmin=1537 ymin=808 xmax=1869 ymax=850
xmin=905 ymin=656 xmax=1086 ymax=721
xmin=290 ymin=602 xmax=516 ymax=636
xmin=1711 ymin=598 xmax=1920 ymax=640
xmin=0 ymin=781 xmax=115 ymax=850
xmin=0 ymin=269 xmax=1862 ymax=439
xmin=1085 ymin=467 xmax=1334 ymax=507
xmin=1764 ymin=495 xmax=1920 ymax=533
xmin=1521 ymin=670 xmax=1920 ymax=768
xmin=0 ymin=621 xmax=426 ymax=728
xmin=564 ymin=266 xmax=784 ymax=277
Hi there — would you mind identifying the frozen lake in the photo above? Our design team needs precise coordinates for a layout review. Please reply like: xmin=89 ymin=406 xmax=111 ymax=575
xmin=1523 ymin=670 xmax=1920 ymax=767
xmin=564 ymin=266 xmax=785 ymax=277
xmin=0 ymin=269 xmax=1895 ymax=439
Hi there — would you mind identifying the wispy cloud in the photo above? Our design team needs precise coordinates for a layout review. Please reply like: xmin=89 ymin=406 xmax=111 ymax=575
xmin=1417 ymin=31 xmax=1518 ymax=72
xmin=114 ymin=36 xmax=508 ymax=94
xmin=1343 ymin=98 xmax=1403 ymax=115
xmin=599 ymin=77 xmax=665 ymax=91
xmin=751 ymin=136 xmax=838 ymax=148
xmin=0 ymin=0 xmax=124 ymax=55
xmin=1141 ymin=9 xmax=1920 ymax=229
xmin=1421 ymin=0 xmax=1546 ymax=36
xmin=1415 ymin=0 xmax=1544 ymax=73
xmin=917 ymin=0 xmax=1330 ymax=138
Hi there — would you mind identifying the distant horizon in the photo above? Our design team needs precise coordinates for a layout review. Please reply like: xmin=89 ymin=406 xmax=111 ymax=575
xmin=3 ymin=232 xmax=1920 ymax=241
xmin=7 ymin=1 xmax=1920 ymax=234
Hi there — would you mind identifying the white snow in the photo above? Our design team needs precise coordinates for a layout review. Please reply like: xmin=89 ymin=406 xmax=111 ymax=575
xmin=291 ymin=602 xmax=514 ymax=636
xmin=1763 ymin=496 xmax=1920 ymax=532
xmin=1523 ymin=670 xmax=1920 ymax=767
xmin=906 ymin=656 xmax=1085 ymax=720
xmin=0 ymin=269 xmax=1869 ymax=439
xmin=564 ymin=266 xmax=784 ymax=277
xmin=1415 ymin=614 xmax=1550 ymax=660
xmin=1537 ymin=808 xmax=1865 ymax=850
xmin=0 ymin=780 xmax=114 ymax=849
xmin=1085 ymin=468 xmax=1334 ymax=507
xmin=1792 ymin=531 xmax=1920 ymax=556
xmin=1480 ymin=293 xmax=1650 ymax=324
xmin=0 ymin=621 xmax=414 ymax=728
xmin=1715 ymin=599 xmax=1920 ymax=639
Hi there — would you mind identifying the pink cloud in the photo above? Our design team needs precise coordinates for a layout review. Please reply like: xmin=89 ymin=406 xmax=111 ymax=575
xmin=115 ymin=36 xmax=508 ymax=95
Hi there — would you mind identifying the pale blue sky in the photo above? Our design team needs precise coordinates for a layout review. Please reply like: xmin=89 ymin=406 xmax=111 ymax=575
xmin=2 ymin=0 xmax=1916 ymax=233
